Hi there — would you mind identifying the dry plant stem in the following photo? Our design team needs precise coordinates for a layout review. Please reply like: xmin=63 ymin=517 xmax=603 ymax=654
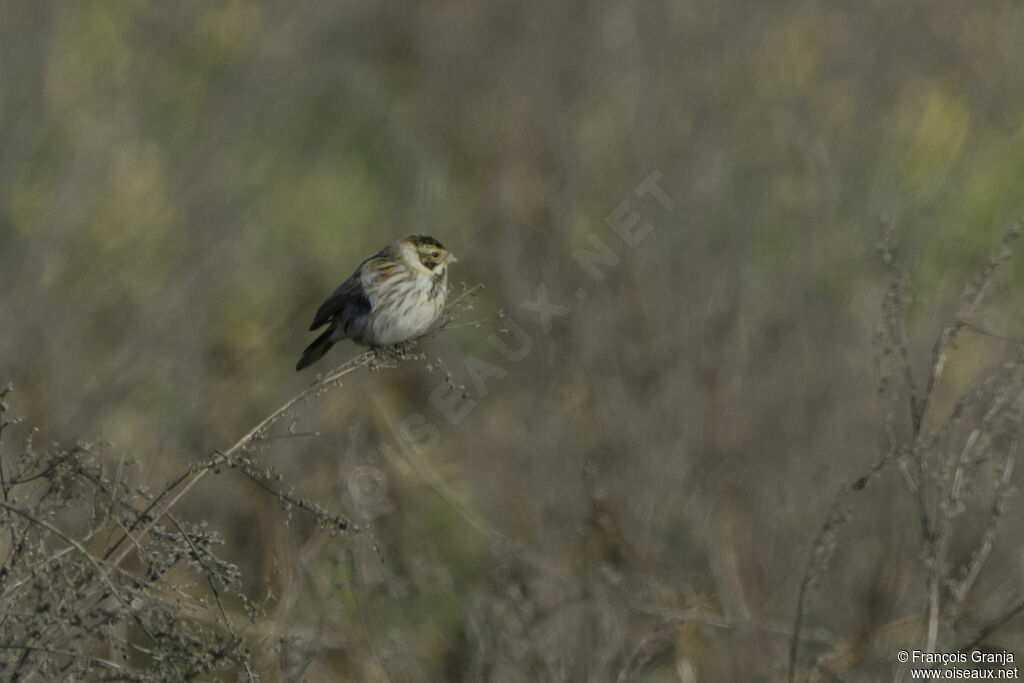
xmin=958 ymin=590 xmax=1024 ymax=655
xmin=787 ymin=451 xmax=895 ymax=683
xmin=0 ymin=644 xmax=124 ymax=673
xmin=921 ymin=255 xmax=1007 ymax=651
xmin=0 ymin=384 xmax=14 ymax=502
xmin=925 ymin=549 xmax=941 ymax=654
xmin=942 ymin=392 xmax=1024 ymax=645
xmin=949 ymin=372 xmax=1021 ymax=509
xmin=790 ymin=222 xmax=1022 ymax=682
xmin=926 ymin=367 xmax=1022 ymax=653
xmin=105 ymin=285 xmax=485 ymax=567
xmin=66 ymin=464 xmax=230 ymax=615
xmin=447 ymin=282 xmax=484 ymax=307
xmin=0 ymin=499 xmax=168 ymax=665
xmin=107 ymin=350 xmax=376 ymax=568
xmin=0 ymin=291 xmax=491 ymax=676
xmin=918 ymin=223 xmax=1021 ymax=436
xmin=168 ymin=515 xmax=257 ymax=683
xmin=102 ymin=466 xmax=194 ymax=562
xmin=948 ymin=442 xmax=1016 ymax=626
xmin=927 ymin=376 xmax=1019 ymax=648
xmin=787 ymin=227 xmax=907 ymax=682
xmin=231 ymin=456 xmax=350 ymax=531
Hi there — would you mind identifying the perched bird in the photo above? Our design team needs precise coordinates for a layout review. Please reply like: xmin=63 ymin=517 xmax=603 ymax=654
xmin=296 ymin=235 xmax=456 ymax=370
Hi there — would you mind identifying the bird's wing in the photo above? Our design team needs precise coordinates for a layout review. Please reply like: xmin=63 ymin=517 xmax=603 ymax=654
xmin=308 ymin=244 xmax=403 ymax=331
xmin=309 ymin=269 xmax=371 ymax=331
xmin=359 ymin=253 xmax=404 ymax=292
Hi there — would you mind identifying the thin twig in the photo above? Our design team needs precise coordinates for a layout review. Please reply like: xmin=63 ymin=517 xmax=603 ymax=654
xmin=957 ymin=598 xmax=1024 ymax=654
xmin=787 ymin=450 xmax=896 ymax=682
xmin=926 ymin=365 xmax=1022 ymax=653
xmin=916 ymin=222 xmax=1021 ymax=435
xmin=0 ymin=644 xmax=123 ymax=672
xmin=948 ymin=444 xmax=1016 ymax=622
xmin=169 ymin=515 xmax=256 ymax=683
xmin=231 ymin=456 xmax=350 ymax=531
xmin=106 ymin=351 xmax=377 ymax=567
xmin=103 ymin=287 xmax=490 ymax=565
xmin=0 ymin=500 xmax=167 ymax=661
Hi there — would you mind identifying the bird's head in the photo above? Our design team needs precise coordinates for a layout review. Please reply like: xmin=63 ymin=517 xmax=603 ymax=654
xmin=404 ymin=234 xmax=456 ymax=275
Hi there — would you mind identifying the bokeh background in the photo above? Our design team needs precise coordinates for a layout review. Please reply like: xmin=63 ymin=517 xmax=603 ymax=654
xmin=4 ymin=1 xmax=1024 ymax=680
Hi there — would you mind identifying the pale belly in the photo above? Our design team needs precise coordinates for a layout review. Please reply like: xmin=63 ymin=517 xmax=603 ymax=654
xmin=366 ymin=289 xmax=443 ymax=346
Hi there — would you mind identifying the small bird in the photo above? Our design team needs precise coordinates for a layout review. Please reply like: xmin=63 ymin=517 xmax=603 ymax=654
xmin=296 ymin=235 xmax=457 ymax=370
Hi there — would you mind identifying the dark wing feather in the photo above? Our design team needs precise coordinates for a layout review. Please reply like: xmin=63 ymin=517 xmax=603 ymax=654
xmin=309 ymin=269 xmax=370 ymax=331
xmin=308 ymin=244 xmax=397 ymax=332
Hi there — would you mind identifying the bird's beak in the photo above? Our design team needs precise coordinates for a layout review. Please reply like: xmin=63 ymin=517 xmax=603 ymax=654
xmin=447 ymin=253 xmax=458 ymax=263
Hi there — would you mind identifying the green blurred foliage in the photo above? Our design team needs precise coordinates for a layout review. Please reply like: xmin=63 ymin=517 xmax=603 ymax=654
xmin=3 ymin=0 xmax=1024 ymax=679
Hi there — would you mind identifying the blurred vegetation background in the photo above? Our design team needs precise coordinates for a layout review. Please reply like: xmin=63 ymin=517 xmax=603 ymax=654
xmin=3 ymin=1 xmax=1024 ymax=680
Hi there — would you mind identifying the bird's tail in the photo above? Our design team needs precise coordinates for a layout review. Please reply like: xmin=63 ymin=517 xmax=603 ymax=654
xmin=296 ymin=327 xmax=336 ymax=371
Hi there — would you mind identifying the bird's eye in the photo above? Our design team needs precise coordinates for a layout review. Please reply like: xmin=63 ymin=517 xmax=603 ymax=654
xmin=431 ymin=251 xmax=440 ymax=258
